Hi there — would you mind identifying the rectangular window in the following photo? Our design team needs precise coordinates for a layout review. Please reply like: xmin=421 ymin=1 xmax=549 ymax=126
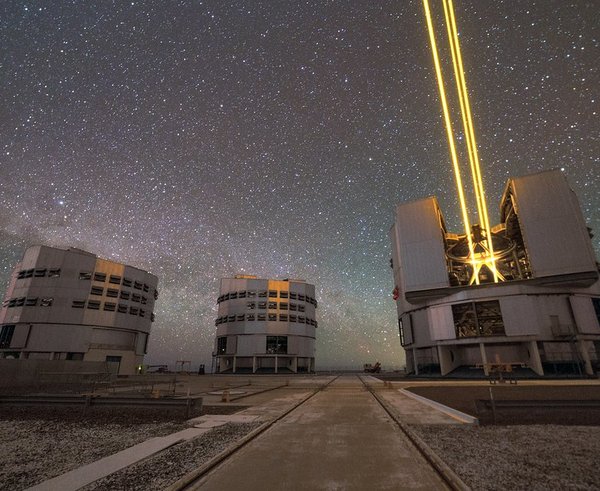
xmin=106 ymin=289 xmax=119 ymax=298
xmin=151 ymin=313 xmax=156 ymax=322
xmin=298 ymin=305 xmax=305 ymax=312
xmin=15 ymin=297 xmax=25 ymax=307
xmin=280 ymin=302 xmax=288 ymax=310
xmin=122 ymin=278 xmax=132 ymax=287
xmin=93 ymin=272 xmax=107 ymax=282
xmin=229 ymin=292 xmax=238 ymax=299
xmin=117 ymin=304 xmax=128 ymax=313
xmin=258 ymin=302 xmax=267 ymax=310
xmin=247 ymin=301 xmax=256 ymax=310
xmin=280 ymin=314 xmax=288 ymax=322
xmin=25 ymin=297 xmax=38 ymax=306
xmin=592 ymin=298 xmax=600 ymax=325
xmin=90 ymin=286 xmax=103 ymax=296
xmin=223 ymin=293 xmax=230 ymax=301
xmin=398 ymin=318 xmax=405 ymax=346
xmin=268 ymin=290 xmax=277 ymax=298
xmin=236 ymin=314 xmax=245 ymax=321
xmin=120 ymin=291 xmax=130 ymax=300
xmin=217 ymin=336 xmax=227 ymax=354
xmin=453 ymin=300 xmax=505 ymax=338
xmin=289 ymin=292 xmax=297 ymax=300
xmin=289 ymin=303 xmax=297 ymax=311
xmin=17 ymin=270 xmax=25 ymax=279
xmin=153 ymin=290 xmax=159 ymax=300
xmin=134 ymin=281 xmax=143 ymax=290
xmin=131 ymin=294 xmax=141 ymax=303
xmin=228 ymin=315 xmax=235 ymax=322
xmin=238 ymin=290 xmax=246 ymax=298
xmin=257 ymin=313 xmax=266 ymax=321
xmin=8 ymin=299 xmax=17 ymax=308
xmin=34 ymin=268 xmax=47 ymax=277
xmin=298 ymin=316 xmax=305 ymax=323
xmin=40 ymin=298 xmax=53 ymax=307
xmin=72 ymin=300 xmax=86 ymax=309
xmin=0 ymin=325 xmax=15 ymax=348
xmin=104 ymin=302 xmax=116 ymax=312
xmin=258 ymin=291 xmax=267 ymax=298
xmin=79 ymin=271 xmax=92 ymax=280
xmin=268 ymin=313 xmax=277 ymax=321
xmin=217 ymin=295 xmax=223 ymax=303
xmin=289 ymin=315 xmax=297 ymax=323
xmin=298 ymin=294 xmax=306 ymax=302
xmin=247 ymin=313 xmax=255 ymax=321
xmin=23 ymin=269 xmax=33 ymax=278
xmin=109 ymin=275 xmax=121 ymax=284
xmin=87 ymin=301 xmax=100 ymax=310
xmin=141 ymin=296 xmax=147 ymax=304
xmin=48 ymin=268 xmax=61 ymax=277
xmin=280 ymin=291 xmax=289 ymax=299
xmin=129 ymin=307 xmax=139 ymax=315
xmin=266 ymin=336 xmax=287 ymax=354
xmin=247 ymin=290 xmax=256 ymax=297
xmin=143 ymin=283 xmax=149 ymax=292
xmin=268 ymin=301 xmax=277 ymax=310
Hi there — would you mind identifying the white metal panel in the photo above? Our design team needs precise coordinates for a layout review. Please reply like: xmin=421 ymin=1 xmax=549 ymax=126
xmin=570 ymin=296 xmax=600 ymax=334
xmin=428 ymin=305 xmax=455 ymax=340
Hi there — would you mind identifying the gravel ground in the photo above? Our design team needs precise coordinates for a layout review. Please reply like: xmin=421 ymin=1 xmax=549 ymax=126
xmin=412 ymin=424 xmax=600 ymax=490
xmin=0 ymin=418 xmax=189 ymax=490
xmin=83 ymin=422 xmax=261 ymax=491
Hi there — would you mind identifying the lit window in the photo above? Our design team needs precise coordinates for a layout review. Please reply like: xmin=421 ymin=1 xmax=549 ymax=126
xmin=104 ymin=302 xmax=116 ymax=312
xmin=217 ymin=336 xmax=227 ymax=354
xmin=106 ymin=289 xmax=119 ymax=298
xmin=87 ymin=300 xmax=100 ymax=310
xmin=90 ymin=286 xmax=103 ymax=296
xmin=94 ymin=272 xmax=107 ymax=282
xmin=452 ymin=300 xmax=505 ymax=338
xmin=79 ymin=271 xmax=92 ymax=280
xmin=72 ymin=300 xmax=86 ymax=309
xmin=40 ymin=298 xmax=53 ymax=307
xmin=266 ymin=336 xmax=287 ymax=354
xmin=109 ymin=275 xmax=121 ymax=284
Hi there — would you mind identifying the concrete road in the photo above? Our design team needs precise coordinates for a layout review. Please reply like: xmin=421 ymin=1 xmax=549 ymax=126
xmin=193 ymin=375 xmax=448 ymax=490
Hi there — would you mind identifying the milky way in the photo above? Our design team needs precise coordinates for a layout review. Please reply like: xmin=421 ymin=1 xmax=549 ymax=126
xmin=0 ymin=1 xmax=598 ymax=369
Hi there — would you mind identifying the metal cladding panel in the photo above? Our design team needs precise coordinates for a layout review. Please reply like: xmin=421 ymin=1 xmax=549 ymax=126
xmin=511 ymin=170 xmax=597 ymax=277
xmin=498 ymin=295 xmax=539 ymax=336
xmin=393 ymin=198 xmax=449 ymax=292
xmin=428 ymin=305 xmax=455 ymax=341
xmin=570 ymin=296 xmax=600 ymax=334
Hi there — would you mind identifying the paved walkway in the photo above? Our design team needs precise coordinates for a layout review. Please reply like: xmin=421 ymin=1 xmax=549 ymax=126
xmin=192 ymin=375 xmax=450 ymax=490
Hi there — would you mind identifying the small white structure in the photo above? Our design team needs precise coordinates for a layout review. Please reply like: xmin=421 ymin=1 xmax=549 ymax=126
xmin=0 ymin=246 xmax=159 ymax=375
xmin=390 ymin=170 xmax=600 ymax=376
xmin=213 ymin=276 xmax=317 ymax=373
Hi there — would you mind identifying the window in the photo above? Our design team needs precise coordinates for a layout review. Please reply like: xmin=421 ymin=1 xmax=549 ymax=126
xmin=23 ymin=269 xmax=33 ymax=278
xmin=87 ymin=300 xmax=100 ymax=310
xmin=298 ymin=316 xmax=305 ymax=323
xmin=151 ymin=313 xmax=156 ymax=322
xmin=452 ymin=300 xmax=505 ymax=338
xmin=131 ymin=294 xmax=141 ymax=303
xmin=235 ymin=314 xmax=244 ymax=321
xmin=25 ymin=297 xmax=38 ymax=306
xmin=0 ymin=325 xmax=15 ymax=348
xmin=268 ymin=313 xmax=277 ymax=321
xmin=268 ymin=290 xmax=277 ymax=298
xmin=298 ymin=304 xmax=305 ymax=312
xmin=258 ymin=302 xmax=267 ymax=310
xmin=40 ymin=298 xmax=53 ymax=307
xmin=238 ymin=290 xmax=246 ymax=298
xmin=153 ymin=289 xmax=159 ymax=300
xmin=258 ymin=291 xmax=267 ymax=298
xmin=106 ymin=288 xmax=119 ymax=298
xmin=117 ymin=304 xmax=128 ymax=313
xmin=593 ymin=298 xmax=600 ymax=326
xmin=247 ymin=313 xmax=255 ymax=321
xmin=280 ymin=302 xmax=288 ymax=310
xmin=298 ymin=294 xmax=305 ymax=302
xmin=290 ymin=292 xmax=297 ymax=300
xmin=247 ymin=302 xmax=256 ymax=310
xmin=79 ymin=271 xmax=92 ymax=280
xmin=17 ymin=270 xmax=25 ymax=279
xmin=134 ymin=281 xmax=143 ymax=290
xmin=247 ymin=290 xmax=256 ymax=297
xmin=72 ymin=300 xmax=86 ymax=309
xmin=257 ymin=313 xmax=266 ymax=321
xmin=280 ymin=291 xmax=289 ymax=299
xmin=266 ymin=336 xmax=287 ymax=354
xmin=143 ymin=283 xmax=149 ymax=292
xmin=398 ymin=318 xmax=405 ymax=346
xmin=129 ymin=307 xmax=139 ymax=315
xmin=34 ymin=268 xmax=47 ymax=277
xmin=90 ymin=286 xmax=103 ymax=296
xmin=48 ymin=268 xmax=61 ymax=277
xmin=67 ymin=352 xmax=84 ymax=361
xmin=289 ymin=303 xmax=297 ymax=311
xmin=217 ymin=337 xmax=227 ymax=354
xmin=141 ymin=296 xmax=147 ymax=304
xmin=94 ymin=272 xmax=107 ymax=282
xmin=139 ymin=309 xmax=146 ymax=317
xmin=228 ymin=315 xmax=235 ymax=322
xmin=229 ymin=292 xmax=238 ymax=299
xmin=122 ymin=278 xmax=132 ymax=287
xmin=8 ymin=299 xmax=16 ymax=308
xmin=268 ymin=301 xmax=277 ymax=310
xmin=15 ymin=297 xmax=25 ymax=307
xmin=279 ymin=314 xmax=288 ymax=322
xmin=104 ymin=302 xmax=116 ymax=312
xmin=217 ymin=295 xmax=223 ymax=303
xmin=223 ymin=293 xmax=230 ymax=301
xmin=290 ymin=315 xmax=297 ymax=323
xmin=109 ymin=275 xmax=121 ymax=284
xmin=120 ymin=291 xmax=130 ymax=300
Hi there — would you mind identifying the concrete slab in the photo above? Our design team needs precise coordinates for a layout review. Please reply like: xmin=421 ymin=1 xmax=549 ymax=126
xmin=28 ymin=427 xmax=209 ymax=491
xmin=192 ymin=375 xmax=449 ymax=490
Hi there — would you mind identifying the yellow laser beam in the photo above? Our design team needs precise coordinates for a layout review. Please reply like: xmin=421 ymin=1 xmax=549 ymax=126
xmin=422 ymin=0 xmax=477 ymax=280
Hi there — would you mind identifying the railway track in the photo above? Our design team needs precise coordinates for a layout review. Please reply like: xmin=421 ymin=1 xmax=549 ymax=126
xmin=168 ymin=375 xmax=468 ymax=491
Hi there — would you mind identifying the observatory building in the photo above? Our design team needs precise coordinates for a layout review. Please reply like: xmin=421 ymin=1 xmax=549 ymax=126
xmin=0 ymin=245 xmax=158 ymax=375
xmin=213 ymin=275 xmax=317 ymax=373
xmin=390 ymin=170 xmax=600 ymax=376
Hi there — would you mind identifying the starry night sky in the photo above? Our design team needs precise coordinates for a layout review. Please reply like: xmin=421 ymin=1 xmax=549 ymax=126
xmin=0 ymin=1 xmax=598 ymax=370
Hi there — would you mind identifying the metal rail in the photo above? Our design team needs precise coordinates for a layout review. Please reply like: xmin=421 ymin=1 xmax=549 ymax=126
xmin=358 ymin=375 xmax=470 ymax=491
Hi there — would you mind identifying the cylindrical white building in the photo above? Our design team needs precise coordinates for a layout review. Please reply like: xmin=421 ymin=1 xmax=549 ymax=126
xmin=0 ymin=245 xmax=158 ymax=375
xmin=214 ymin=276 xmax=317 ymax=373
